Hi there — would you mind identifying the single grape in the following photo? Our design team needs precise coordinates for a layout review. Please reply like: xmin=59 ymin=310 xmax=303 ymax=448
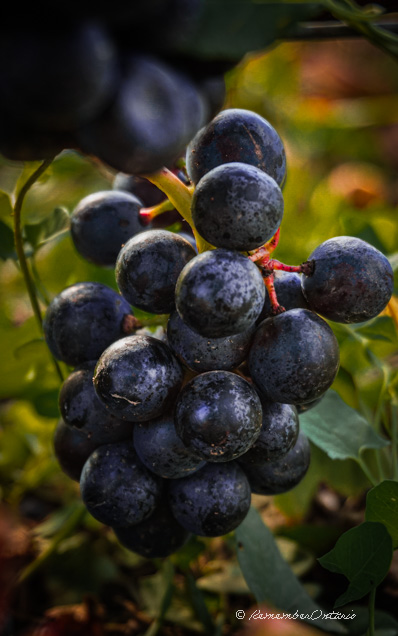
xmin=169 ymin=462 xmax=251 ymax=537
xmin=43 ymin=282 xmax=133 ymax=366
xmin=53 ymin=419 xmax=100 ymax=482
xmin=116 ymin=229 xmax=196 ymax=314
xmin=186 ymin=108 xmax=286 ymax=186
xmin=78 ymin=55 xmax=204 ymax=175
xmin=175 ymin=370 xmax=262 ymax=462
xmin=113 ymin=498 xmax=190 ymax=558
xmin=238 ymin=399 xmax=299 ymax=465
xmin=301 ymin=236 xmax=394 ymax=323
xmin=133 ymin=415 xmax=205 ymax=479
xmin=241 ymin=432 xmax=311 ymax=495
xmin=71 ymin=190 xmax=149 ymax=267
xmin=0 ymin=23 xmax=118 ymax=131
xmin=175 ymin=249 xmax=265 ymax=337
xmin=93 ymin=335 xmax=183 ymax=421
xmin=59 ymin=363 xmax=133 ymax=445
xmin=258 ymin=271 xmax=309 ymax=322
xmin=248 ymin=308 xmax=340 ymax=404
xmin=296 ymin=395 xmax=324 ymax=414
xmin=167 ymin=310 xmax=254 ymax=372
xmin=192 ymin=162 xmax=284 ymax=251
xmin=113 ymin=173 xmax=165 ymax=206
xmin=80 ymin=441 xmax=163 ymax=527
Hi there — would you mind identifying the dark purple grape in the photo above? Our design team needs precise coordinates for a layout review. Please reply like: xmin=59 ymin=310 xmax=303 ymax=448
xmin=192 ymin=162 xmax=283 ymax=251
xmin=175 ymin=249 xmax=265 ymax=337
xmin=248 ymin=308 xmax=340 ymax=405
xmin=133 ymin=415 xmax=205 ymax=478
xmin=71 ymin=190 xmax=149 ymax=267
xmin=59 ymin=364 xmax=133 ymax=445
xmin=0 ymin=23 xmax=118 ymax=131
xmin=302 ymin=236 xmax=394 ymax=323
xmin=238 ymin=399 xmax=299 ymax=465
xmin=116 ymin=229 xmax=196 ymax=314
xmin=241 ymin=432 xmax=311 ymax=495
xmin=113 ymin=173 xmax=166 ymax=206
xmin=80 ymin=441 xmax=163 ymax=527
xmin=53 ymin=419 xmax=100 ymax=482
xmin=113 ymin=498 xmax=190 ymax=558
xmin=167 ymin=310 xmax=254 ymax=373
xmin=169 ymin=462 xmax=251 ymax=537
xmin=174 ymin=371 xmax=262 ymax=462
xmin=43 ymin=282 xmax=132 ymax=367
xmin=77 ymin=55 xmax=204 ymax=175
xmin=296 ymin=395 xmax=324 ymax=414
xmin=258 ymin=271 xmax=310 ymax=322
xmin=93 ymin=335 xmax=183 ymax=421
xmin=186 ymin=108 xmax=286 ymax=186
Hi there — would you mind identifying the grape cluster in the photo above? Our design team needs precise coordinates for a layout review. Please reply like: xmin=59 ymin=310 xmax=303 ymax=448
xmin=0 ymin=2 xmax=230 ymax=172
xmin=45 ymin=107 xmax=394 ymax=560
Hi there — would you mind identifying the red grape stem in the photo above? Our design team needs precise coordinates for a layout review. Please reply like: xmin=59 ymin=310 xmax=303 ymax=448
xmin=263 ymin=273 xmax=286 ymax=315
xmin=140 ymin=198 xmax=174 ymax=222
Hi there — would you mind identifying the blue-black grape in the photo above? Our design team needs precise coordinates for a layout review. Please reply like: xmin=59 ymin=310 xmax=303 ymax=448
xmin=175 ymin=249 xmax=265 ymax=337
xmin=71 ymin=190 xmax=149 ymax=267
xmin=80 ymin=440 xmax=163 ymax=527
xmin=133 ymin=415 xmax=205 ymax=478
xmin=93 ymin=335 xmax=183 ymax=421
xmin=116 ymin=229 xmax=196 ymax=314
xmin=43 ymin=282 xmax=133 ymax=367
xmin=248 ymin=308 xmax=340 ymax=404
xmin=191 ymin=162 xmax=283 ymax=251
xmin=53 ymin=419 xmax=100 ymax=482
xmin=113 ymin=498 xmax=190 ymax=558
xmin=241 ymin=432 xmax=311 ymax=495
xmin=186 ymin=108 xmax=286 ymax=186
xmin=113 ymin=173 xmax=166 ymax=206
xmin=238 ymin=399 xmax=299 ymax=465
xmin=167 ymin=310 xmax=254 ymax=373
xmin=0 ymin=23 xmax=118 ymax=131
xmin=174 ymin=370 xmax=262 ymax=462
xmin=302 ymin=236 xmax=394 ymax=323
xmin=169 ymin=462 xmax=251 ymax=537
xmin=59 ymin=363 xmax=133 ymax=444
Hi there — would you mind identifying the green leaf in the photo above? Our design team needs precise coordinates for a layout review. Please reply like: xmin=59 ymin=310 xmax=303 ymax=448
xmin=24 ymin=207 xmax=70 ymax=250
xmin=300 ymin=390 xmax=389 ymax=461
xmin=235 ymin=507 xmax=346 ymax=633
xmin=354 ymin=317 xmax=397 ymax=344
xmin=181 ymin=0 xmax=322 ymax=60
xmin=0 ymin=190 xmax=13 ymax=225
xmin=366 ymin=481 xmax=398 ymax=549
xmin=0 ymin=219 xmax=16 ymax=260
xmin=318 ymin=522 xmax=393 ymax=608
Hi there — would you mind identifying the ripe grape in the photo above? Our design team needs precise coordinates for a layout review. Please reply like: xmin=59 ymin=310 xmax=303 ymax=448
xmin=249 ymin=308 xmax=340 ymax=404
xmin=302 ymin=236 xmax=394 ymax=323
xmin=169 ymin=462 xmax=251 ymax=537
xmin=174 ymin=370 xmax=263 ymax=462
xmin=186 ymin=108 xmax=286 ymax=186
xmin=93 ymin=335 xmax=183 ymax=421
xmin=191 ymin=162 xmax=284 ymax=250
xmin=175 ymin=249 xmax=265 ymax=337
xmin=43 ymin=282 xmax=132 ymax=366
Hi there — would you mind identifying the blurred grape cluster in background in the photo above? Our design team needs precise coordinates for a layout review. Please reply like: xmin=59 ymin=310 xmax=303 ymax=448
xmin=0 ymin=27 xmax=398 ymax=636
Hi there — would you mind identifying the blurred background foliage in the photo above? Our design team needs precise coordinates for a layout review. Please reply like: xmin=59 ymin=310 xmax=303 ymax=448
xmin=0 ymin=35 xmax=398 ymax=636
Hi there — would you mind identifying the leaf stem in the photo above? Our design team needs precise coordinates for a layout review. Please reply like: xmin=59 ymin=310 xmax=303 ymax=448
xmin=18 ymin=503 xmax=86 ymax=583
xmin=367 ymin=587 xmax=376 ymax=636
xmin=12 ymin=159 xmax=64 ymax=383
xmin=144 ymin=168 xmax=214 ymax=253
xmin=357 ymin=456 xmax=379 ymax=487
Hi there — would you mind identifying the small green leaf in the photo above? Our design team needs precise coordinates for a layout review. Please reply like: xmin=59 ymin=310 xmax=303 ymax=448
xmin=235 ymin=507 xmax=345 ymax=633
xmin=0 ymin=219 xmax=16 ymax=260
xmin=366 ymin=481 xmax=398 ymax=549
xmin=181 ymin=0 xmax=322 ymax=60
xmin=300 ymin=390 xmax=389 ymax=461
xmin=354 ymin=317 xmax=397 ymax=344
xmin=0 ymin=190 xmax=13 ymax=225
xmin=24 ymin=207 xmax=70 ymax=250
xmin=318 ymin=522 xmax=393 ymax=608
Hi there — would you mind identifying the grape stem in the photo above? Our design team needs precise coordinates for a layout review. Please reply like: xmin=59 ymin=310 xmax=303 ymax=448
xmin=143 ymin=167 xmax=214 ymax=253
xmin=12 ymin=159 xmax=64 ymax=383
xmin=140 ymin=198 xmax=174 ymax=222
xmin=263 ymin=274 xmax=286 ymax=315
